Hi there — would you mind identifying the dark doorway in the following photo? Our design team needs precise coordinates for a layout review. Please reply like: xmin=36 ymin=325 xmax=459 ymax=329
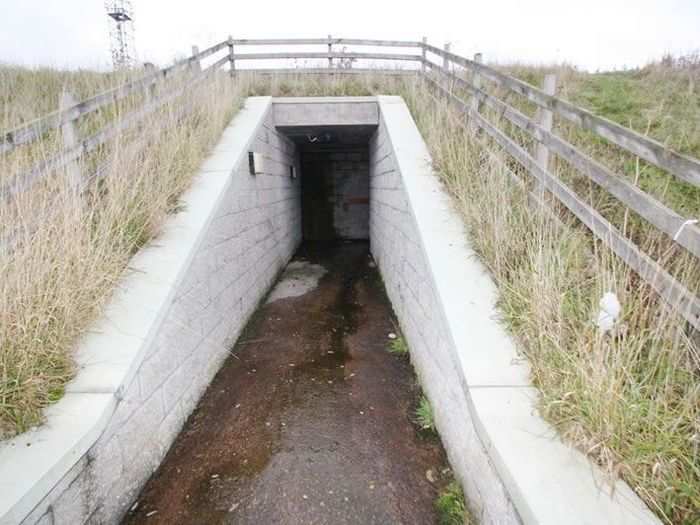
xmin=279 ymin=125 xmax=375 ymax=241
xmin=300 ymin=145 xmax=369 ymax=240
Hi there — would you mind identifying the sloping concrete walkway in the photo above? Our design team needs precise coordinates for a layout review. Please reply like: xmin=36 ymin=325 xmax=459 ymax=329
xmin=123 ymin=242 xmax=451 ymax=524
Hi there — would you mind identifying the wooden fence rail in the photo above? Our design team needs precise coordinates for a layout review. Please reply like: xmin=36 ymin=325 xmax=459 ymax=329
xmin=3 ymin=36 xmax=700 ymax=329
xmin=230 ymin=52 xmax=422 ymax=62
xmin=422 ymin=60 xmax=700 ymax=259
xmin=0 ymin=41 xmax=228 ymax=155
xmin=231 ymin=38 xmax=422 ymax=47
xmin=422 ymin=43 xmax=700 ymax=188
xmin=423 ymin=74 xmax=700 ymax=331
xmin=1 ymin=53 xmax=229 ymax=200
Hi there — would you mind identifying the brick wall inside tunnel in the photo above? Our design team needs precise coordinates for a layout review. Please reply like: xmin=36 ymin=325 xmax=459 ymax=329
xmin=300 ymin=145 xmax=370 ymax=241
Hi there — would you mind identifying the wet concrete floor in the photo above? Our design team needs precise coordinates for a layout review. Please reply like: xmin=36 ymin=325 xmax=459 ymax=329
xmin=124 ymin=242 xmax=451 ymax=524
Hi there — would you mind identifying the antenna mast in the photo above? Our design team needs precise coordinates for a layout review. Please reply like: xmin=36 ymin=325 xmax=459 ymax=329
xmin=105 ymin=0 xmax=136 ymax=69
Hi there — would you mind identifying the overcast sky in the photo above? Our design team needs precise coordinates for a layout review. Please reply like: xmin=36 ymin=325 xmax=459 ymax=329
xmin=0 ymin=0 xmax=698 ymax=72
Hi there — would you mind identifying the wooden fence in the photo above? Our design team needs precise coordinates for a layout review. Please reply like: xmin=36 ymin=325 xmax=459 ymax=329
xmin=2 ymin=37 xmax=700 ymax=330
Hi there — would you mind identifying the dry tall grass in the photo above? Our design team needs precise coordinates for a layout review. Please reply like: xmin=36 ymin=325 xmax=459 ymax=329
xmin=400 ymin=78 xmax=700 ymax=525
xmin=0 ymin=67 xmax=245 ymax=437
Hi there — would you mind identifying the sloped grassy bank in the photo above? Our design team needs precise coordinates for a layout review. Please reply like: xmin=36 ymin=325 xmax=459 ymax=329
xmin=1 ymin=68 xmax=246 ymax=437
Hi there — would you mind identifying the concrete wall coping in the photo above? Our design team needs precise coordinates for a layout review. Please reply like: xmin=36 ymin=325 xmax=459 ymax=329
xmin=376 ymin=95 xmax=660 ymax=525
xmin=0 ymin=97 xmax=273 ymax=525
xmin=272 ymin=96 xmax=378 ymax=104
xmin=272 ymin=96 xmax=379 ymax=128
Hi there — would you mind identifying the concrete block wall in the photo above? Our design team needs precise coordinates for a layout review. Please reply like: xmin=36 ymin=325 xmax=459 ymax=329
xmin=369 ymin=104 xmax=520 ymax=525
xmin=17 ymin=98 xmax=302 ymax=525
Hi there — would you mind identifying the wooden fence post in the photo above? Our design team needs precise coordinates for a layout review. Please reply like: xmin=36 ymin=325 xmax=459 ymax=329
xmin=191 ymin=45 xmax=201 ymax=74
xmin=469 ymin=52 xmax=483 ymax=133
xmin=144 ymin=63 xmax=157 ymax=103
xmin=535 ymin=73 xmax=557 ymax=198
xmin=59 ymin=91 xmax=83 ymax=195
xmin=441 ymin=43 xmax=451 ymax=94
xmin=421 ymin=37 xmax=427 ymax=74
xmin=228 ymin=35 xmax=235 ymax=77
xmin=328 ymin=34 xmax=333 ymax=69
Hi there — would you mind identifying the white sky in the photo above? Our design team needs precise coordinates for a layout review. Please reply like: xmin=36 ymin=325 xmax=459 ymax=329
xmin=0 ymin=0 xmax=698 ymax=72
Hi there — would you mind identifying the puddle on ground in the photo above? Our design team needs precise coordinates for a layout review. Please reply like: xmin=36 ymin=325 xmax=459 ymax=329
xmin=124 ymin=241 xmax=451 ymax=525
xmin=266 ymin=260 xmax=327 ymax=303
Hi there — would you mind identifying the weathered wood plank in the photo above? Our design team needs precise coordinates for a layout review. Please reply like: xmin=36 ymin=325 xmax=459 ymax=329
xmin=0 ymin=40 xmax=228 ymax=154
xmin=191 ymin=45 xmax=201 ymax=73
xmin=425 ymin=61 xmax=700 ymax=259
xmin=227 ymin=35 xmax=235 ymax=74
xmin=236 ymin=68 xmax=416 ymax=76
xmin=232 ymin=52 xmax=422 ymax=61
xmin=535 ymin=73 xmax=557 ymax=196
xmin=424 ymin=74 xmax=700 ymax=330
xmin=58 ymin=91 xmax=83 ymax=194
xmin=328 ymin=35 xmax=333 ymax=69
xmin=232 ymin=38 xmax=422 ymax=47
xmin=422 ymin=44 xmax=700 ymax=187
xmin=468 ymin=53 xmax=483 ymax=133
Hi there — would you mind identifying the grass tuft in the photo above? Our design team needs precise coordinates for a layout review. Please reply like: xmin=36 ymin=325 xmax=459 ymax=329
xmin=400 ymin=69 xmax=700 ymax=523
xmin=415 ymin=395 xmax=436 ymax=433
xmin=435 ymin=480 xmax=470 ymax=525
xmin=388 ymin=335 xmax=409 ymax=356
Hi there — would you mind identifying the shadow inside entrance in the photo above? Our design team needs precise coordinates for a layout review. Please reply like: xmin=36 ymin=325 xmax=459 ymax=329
xmin=124 ymin=242 xmax=451 ymax=525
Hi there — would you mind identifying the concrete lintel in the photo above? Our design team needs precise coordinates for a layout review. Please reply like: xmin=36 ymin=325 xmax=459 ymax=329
xmin=272 ymin=96 xmax=379 ymax=128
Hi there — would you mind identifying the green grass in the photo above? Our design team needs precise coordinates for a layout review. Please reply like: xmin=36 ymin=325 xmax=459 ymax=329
xmin=387 ymin=335 xmax=409 ymax=355
xmin=415 ymin=395 xmax=436 ymax=433
xmin=435 ymin=480 xmax=470 ymax=525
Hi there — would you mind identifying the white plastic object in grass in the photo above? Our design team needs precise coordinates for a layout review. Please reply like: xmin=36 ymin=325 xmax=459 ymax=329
xmin=596 ymin=292 xmax=621 ymax=333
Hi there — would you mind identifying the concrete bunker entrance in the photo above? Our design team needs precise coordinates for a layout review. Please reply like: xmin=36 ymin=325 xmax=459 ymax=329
xmin=280 ymin=125 xmax=374 ymax=241
xmin=124 ymin=100 xmax=455 ymax=524
xmin=272 ymin=97 xmax=379 ymax=241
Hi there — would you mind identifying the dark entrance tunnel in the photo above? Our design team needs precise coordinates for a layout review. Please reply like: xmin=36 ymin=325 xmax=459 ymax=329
xmin=278 ymin=125 xmax=375 ymax=241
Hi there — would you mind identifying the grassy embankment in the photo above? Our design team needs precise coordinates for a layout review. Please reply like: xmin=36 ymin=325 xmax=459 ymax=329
xmin=0 ymin=64 xmax=245 ymax=437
